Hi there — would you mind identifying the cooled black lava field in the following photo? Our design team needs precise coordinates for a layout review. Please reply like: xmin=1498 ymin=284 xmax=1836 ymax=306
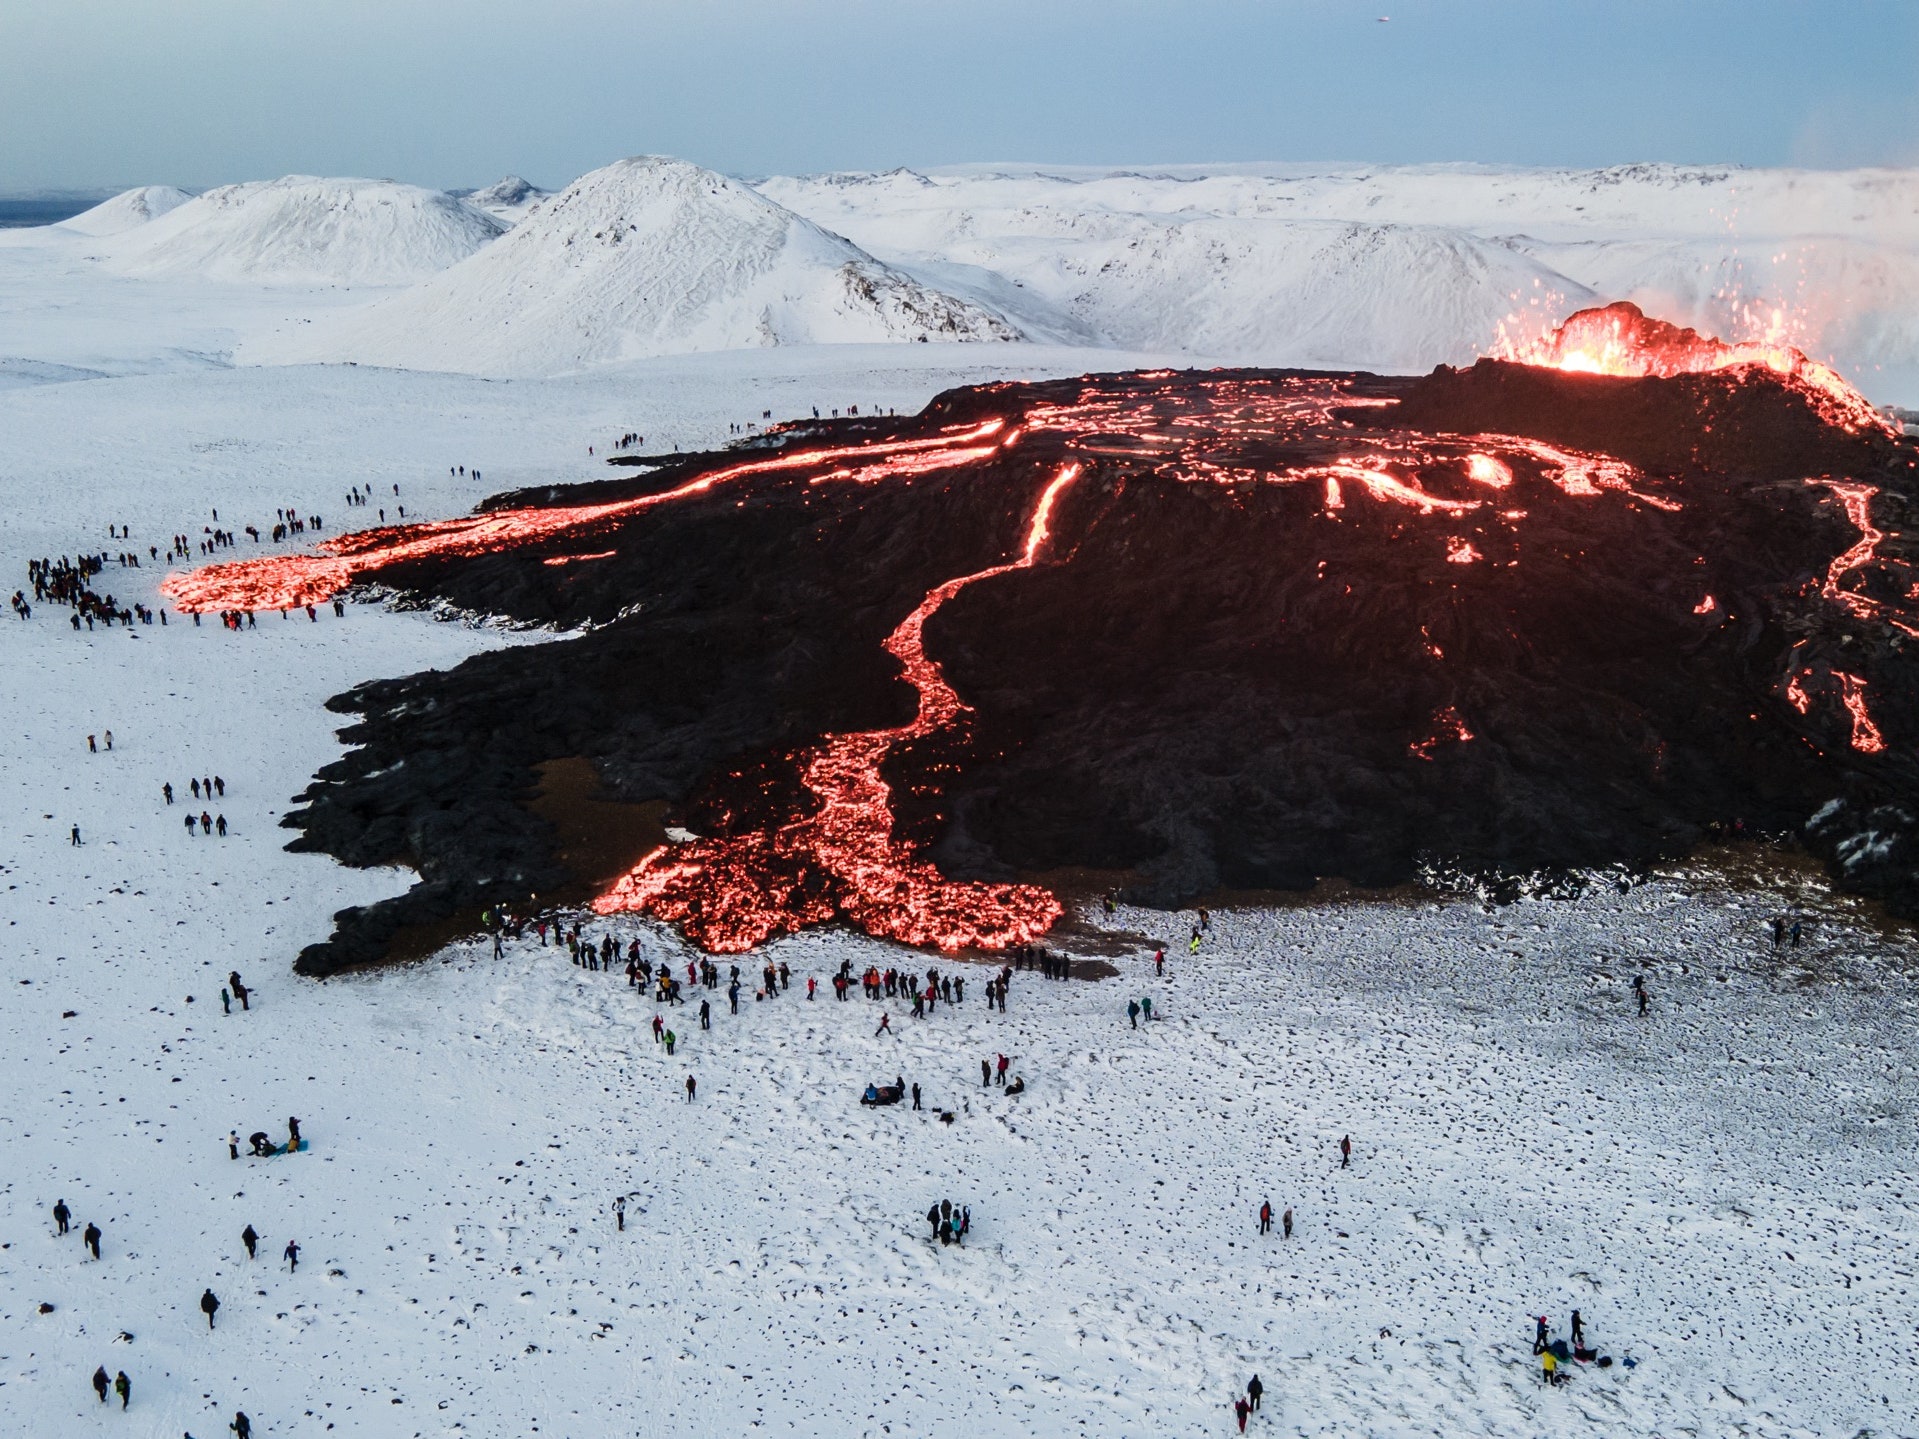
xmin=167 ymin=339 xmax=1919 ymax=972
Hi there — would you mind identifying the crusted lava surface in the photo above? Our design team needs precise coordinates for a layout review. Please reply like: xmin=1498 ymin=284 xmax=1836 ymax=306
xmin=165 ymin=354 xmax=1919 ymax=972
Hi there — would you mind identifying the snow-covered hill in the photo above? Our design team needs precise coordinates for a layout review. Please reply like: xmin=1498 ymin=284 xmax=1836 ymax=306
xmin=760 ymin=162 xmax=1919 ymax=381
xmin=458 ymin=175 xmax=550 ymax=224
xmin=99 ymin=176 xmax=504 ymax=285
xmin=254 ymin=157 xmax=1018 ymax=376
xmin=56 ymin=185 xmax=194 ymax=237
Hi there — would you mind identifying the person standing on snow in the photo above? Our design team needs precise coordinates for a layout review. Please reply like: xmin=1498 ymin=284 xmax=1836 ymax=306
xmin=1258 ymin=1201 xmax=1272 ymax=1235
xmin=685 ymin=1074 xmax=697 ymax=1102
xmin=83 ymin=1222 xmax=102 ymax=1259
xmin=241 ymin=1225 xmax=258 ymax=1260
xmin=1234 ymin=1395 xmax=1250 ymax=1432
xmin=200 ymin=1288 xmax=220 ymax=1330
xmin=1247 ymin=1374 xmax=1263 ymax=1410
xmin=53 ymin=1198 xmax=70 ymax=1235
xmin=911 ymin=1083 xmax=921 ymax=1111
xmin=1282 ymin=1206 xmax=1293 ymax=1239
xmin=1340 ymin=1135 xmax=1351 ymax=1168
xmin=92 ymin=1366 xmax=110 ymax=1403
xmin=114 ymin=1370 xmax=130 ymax=1409
xmin=1128 ymin=999 xmax=1140 ymax=1029
xmin=231 ymin=1412 xmax=252 ymax=1438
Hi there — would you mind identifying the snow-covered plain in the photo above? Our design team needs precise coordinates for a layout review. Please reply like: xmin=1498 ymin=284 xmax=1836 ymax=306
xmin=1 ymin=162 xmax=1917 ymax=1437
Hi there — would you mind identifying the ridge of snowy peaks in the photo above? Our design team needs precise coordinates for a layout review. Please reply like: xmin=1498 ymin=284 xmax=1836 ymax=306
xmin=758 ymin=162 xmax=1919 ymax=376
xmin=98 ymin=175 xmax=505 ymax=285
xmin=251 ymin=156 xmax=1019 ymax=376
xmin=459 ymin=174 xmax=551 ymax=223
xmin=55 ymin=184 xmax=194 ymax=236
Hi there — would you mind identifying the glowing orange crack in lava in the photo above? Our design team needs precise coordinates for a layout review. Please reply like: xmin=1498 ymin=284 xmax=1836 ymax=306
xmin=159 ymin=420 xmax=1009 ymax=613
xmin=590 ymin=465 xmax=1083 ymax=952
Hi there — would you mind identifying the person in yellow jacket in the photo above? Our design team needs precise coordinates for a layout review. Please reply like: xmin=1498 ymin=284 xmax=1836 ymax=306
xmin=1542 ymin=1350 xmax=1558 ymax=1386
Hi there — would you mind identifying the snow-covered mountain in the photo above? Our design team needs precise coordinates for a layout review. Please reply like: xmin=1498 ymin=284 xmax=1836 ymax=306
xmin=99 ymin=176 xmax=504 ymax=285
xmin=254 ymin=157 xmax=1018 ymax=375
xmin=56 ymin=184 xmax=194 ymax=236
xmin=457 ymin=174 xmax=550 ymax=224
xmin=759 ymin=162 xmax=1919 ymax=380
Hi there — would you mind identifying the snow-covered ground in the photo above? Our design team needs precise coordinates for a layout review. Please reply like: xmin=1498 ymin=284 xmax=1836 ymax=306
xmin=16 ymin=156 xmax=1919 ymax=397
xmin=1 ymin=171 xmax=1917 ymax=1437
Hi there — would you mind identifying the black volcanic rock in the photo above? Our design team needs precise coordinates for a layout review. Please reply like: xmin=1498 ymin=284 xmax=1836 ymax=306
xmin=258 ymin=363 xmax=1919 ymax=972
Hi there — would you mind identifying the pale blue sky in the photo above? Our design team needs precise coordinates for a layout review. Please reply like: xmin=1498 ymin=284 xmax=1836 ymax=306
xmin=3 ymin=0 xmax=1914 ymax=192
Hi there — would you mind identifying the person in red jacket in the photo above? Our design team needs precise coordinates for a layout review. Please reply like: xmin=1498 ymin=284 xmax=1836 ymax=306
xmin=1234 ymin=1395 xmax=1250 ymax=1431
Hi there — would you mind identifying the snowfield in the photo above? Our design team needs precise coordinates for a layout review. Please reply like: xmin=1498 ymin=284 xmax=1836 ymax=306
xmin=0 ymin=156 xmax=1917 ymax=1437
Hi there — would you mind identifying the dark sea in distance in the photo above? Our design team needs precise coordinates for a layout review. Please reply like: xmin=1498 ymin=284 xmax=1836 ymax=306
xmin=0 ymin=197 xmax=107 ymax=229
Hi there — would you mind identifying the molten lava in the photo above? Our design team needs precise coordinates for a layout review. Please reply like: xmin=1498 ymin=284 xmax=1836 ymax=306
xmin=589 ymin=467 xmax=1081 ymax=952
xmin=163 ymin=304 xmax=1919 ymax=970
xmin=1496 ymin=301 xmax=1894 ymax=436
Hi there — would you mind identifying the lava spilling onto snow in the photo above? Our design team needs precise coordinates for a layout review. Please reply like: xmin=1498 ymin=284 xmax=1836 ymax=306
xmin=164 ymin=311 xmax=1919 ymax=970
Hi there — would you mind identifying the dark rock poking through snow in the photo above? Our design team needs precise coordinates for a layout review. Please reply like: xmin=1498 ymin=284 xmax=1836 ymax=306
xmin=279 ymin=361 xmax=1919 ymax=973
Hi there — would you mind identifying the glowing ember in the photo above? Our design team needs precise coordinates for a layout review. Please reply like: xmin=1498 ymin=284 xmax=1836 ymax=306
xmin=1409 ymin=706 xmax=1473 ymax=760
xmin=591 ymin=466 xmax=1082 ymax=952
xmin=1495 ymin=301 xmax=1895 ymax=436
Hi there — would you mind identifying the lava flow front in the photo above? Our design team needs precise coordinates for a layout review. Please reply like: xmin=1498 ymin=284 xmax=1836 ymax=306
xmin=163 ymin=305 xmax=1919 ymax=972
xmin=590 ymin=466 xmax=1081 ymax=952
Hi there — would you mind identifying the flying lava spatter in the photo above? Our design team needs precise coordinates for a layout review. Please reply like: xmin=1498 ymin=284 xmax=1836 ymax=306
xmin=1494 ymin=300 xmax=1895 ymax=436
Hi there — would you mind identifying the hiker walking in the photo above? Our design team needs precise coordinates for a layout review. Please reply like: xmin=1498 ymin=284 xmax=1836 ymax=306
xmin=200 ymin=1288 xmax=220 ymax=1330
xmin=1234 ymin=1395 xmax=1250 ymax=1431
xmin=1632 ymin=974 xmax=1648 ymax=1015
xmin=1340 ymin=1135 xmax=1351 ymax=1168
xmin=1282 ymin=1206 xmax=1293 ymax=1239
xmin=981 ymin=1058 xmax=992 ymax=1085
xmin=1258 ymin=1201 xmax=1272 ymax=1235
xmin=685 ymin=1074 xmax=696 ymax=1101
xmin=92 ymin=1365 xmax=109 ymax=1402
xmin=53 ymin=1198 xmax=69 ymax=1235
xmin=911 ymin=1083 xmax=921 ymax=1110
xmin=283 ymin=1240 xmax=300 ymax=1272
xmin=875 ymin=1012 xmax=891 ymax=1037
xmin=1247 ymin=1374 xmax=1264 ymax=1410
xmin=1128 ymin=999 xmax=1140 ymax=1029
xmin=114 ymin=1370 xmax=130 ymax=1409
xmin=1570 ymin=1309 xmax=1585 ymax=1349
xmin=84 ymin=1222 xmax=101 ymax=1259
xmin=241 ymin=1224 xmax=258 ymax=1260
xmin=231 ymin=1412 xmax=252 ymax=1437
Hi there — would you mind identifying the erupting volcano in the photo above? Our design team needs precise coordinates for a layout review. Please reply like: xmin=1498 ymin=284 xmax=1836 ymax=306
xmin=163 ymin=305 xmax=1919 ymax=973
